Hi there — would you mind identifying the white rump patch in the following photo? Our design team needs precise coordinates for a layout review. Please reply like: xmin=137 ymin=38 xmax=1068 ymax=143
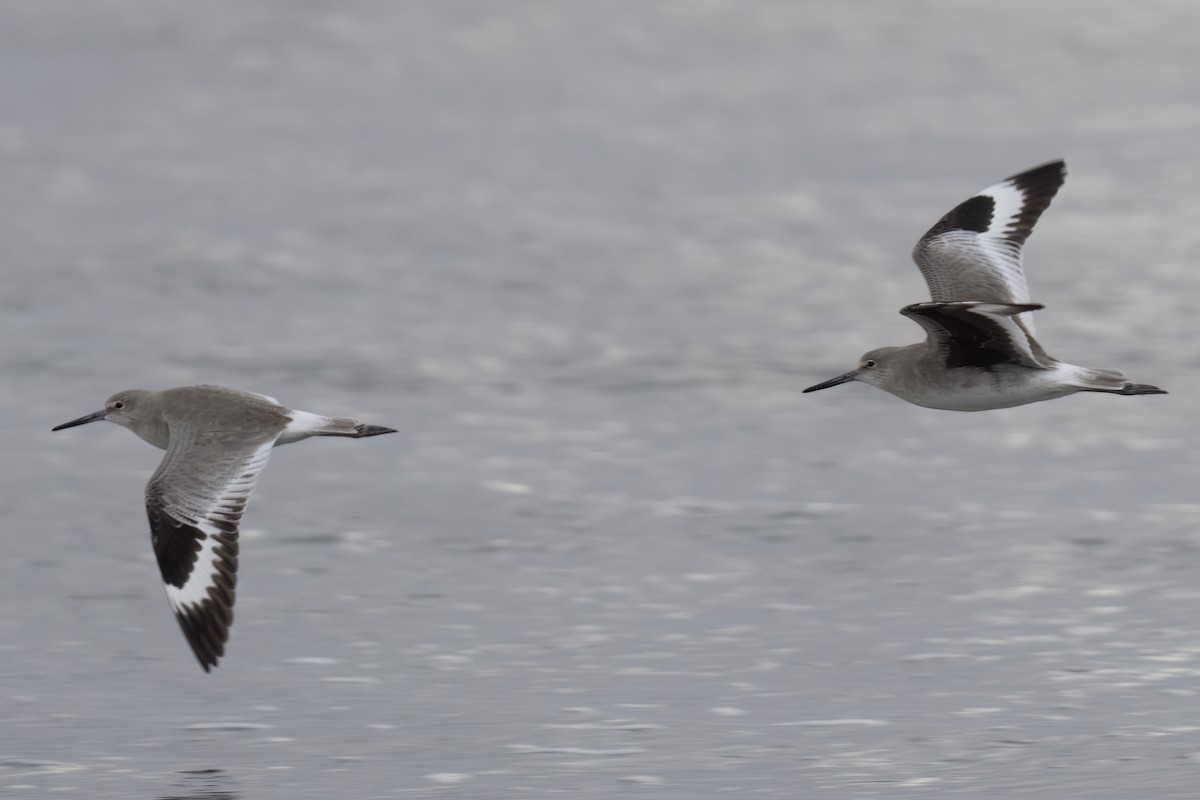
xmin=278 ymin=409 xmax=346 ymax=443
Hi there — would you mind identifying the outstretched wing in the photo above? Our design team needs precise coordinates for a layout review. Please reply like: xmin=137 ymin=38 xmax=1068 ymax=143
xmin=911 ymin=160 xmax=1065 ymax=334
xmin=901 ymin=301 xmax=1056 ymax=370
xmin=145 ymin=429 xmax=276 ymax=672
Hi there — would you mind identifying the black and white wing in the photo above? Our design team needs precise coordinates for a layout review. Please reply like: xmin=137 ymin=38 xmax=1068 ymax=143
xmin=901 ymin=301 xmax=1056 ymax=370
xmin=145 ymin=430 xmax=276 ymax=672
xmin=912 ymin=161 xmax=1065 ymax=334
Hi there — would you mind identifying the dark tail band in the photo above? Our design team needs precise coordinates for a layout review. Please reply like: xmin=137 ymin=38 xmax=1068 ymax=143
xmin=1115 ymin=383 xmax=1168 ymax=396
xmin=353 ymin=424 xmax=397 ymax=437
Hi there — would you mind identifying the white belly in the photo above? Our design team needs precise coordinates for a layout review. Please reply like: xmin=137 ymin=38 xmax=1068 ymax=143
xmin=886 ymin=366 xmax=1077 ymax=411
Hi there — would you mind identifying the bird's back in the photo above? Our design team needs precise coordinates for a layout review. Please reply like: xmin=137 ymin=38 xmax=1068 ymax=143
xmin=159 ymin=385 xmax=292 ymax=442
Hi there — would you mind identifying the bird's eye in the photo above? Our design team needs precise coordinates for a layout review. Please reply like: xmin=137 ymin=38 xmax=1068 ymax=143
xmin=864 ymin=360 xmax=877 ymax=368
xmin=112 ymin=401 xmax=125 ymax=410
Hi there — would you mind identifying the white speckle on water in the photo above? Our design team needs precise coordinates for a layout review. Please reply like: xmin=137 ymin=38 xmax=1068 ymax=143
xmin=184 ymin=722 xmax=275 ymax=731
xmin=1090 ymin=606 xmax=1127 ymax=615
xmin=902 ymin=652 xmax=976 ymax=662
xmin=509 ymin=745 xmax=645 ymax=756
xmin=1089 ymin=585 xmax=1132 ymax=597
xmin=961 ymin=585 xmax=1050 ymax=601
xmin=285 ymin=657 xmax=342 ymax=666
xmin=685 ymin=573 xmax=728 ymax=583
xmin=710 ymin=707 xmax=746 ymax=717
xmin=430 ymin=654 xmax=473 ymax=666
xmin=0 ymin=761 xmax=86 ymax=778
xmin=621 ymin=775 xmax=665 ymax=785
xmin=773 ymin=719 xmax=889 ymax=727
xmin=483 ymin=480 xmax=532 ymax=495
xmin=1003 ymin=431 xmax=1033 ymax=448
xmin=1066 ymin=625 xmax=1115 ymax=637
xmin=802 ymin=502 xmax=852 ymax=515
xmin=425 ymin=773 xmax=472 ymax=784
xmin=544 ymin=721 xmax=663 ymax=731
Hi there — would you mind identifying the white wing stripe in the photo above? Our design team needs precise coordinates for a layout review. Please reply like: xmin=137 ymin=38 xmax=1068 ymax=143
xmin=982 ymin=180 xmax=1031 ymax=241
xmin=161 ymin=439 xmax=272 ymax=615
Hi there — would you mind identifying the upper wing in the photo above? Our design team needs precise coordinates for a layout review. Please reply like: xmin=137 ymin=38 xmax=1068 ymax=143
xmin=900 ymin=301 xmax=1056 ymax=370
xmin=145 ymin=429 xmax=276 ymax=672
xmin=911 ymin=161 xmax=1066 ymax=334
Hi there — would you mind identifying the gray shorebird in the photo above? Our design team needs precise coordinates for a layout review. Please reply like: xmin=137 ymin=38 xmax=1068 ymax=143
xmin=803 ymin=161 xmax=1166 ymax=410
xmin=52 ymin=385 xmax=396 ymax=671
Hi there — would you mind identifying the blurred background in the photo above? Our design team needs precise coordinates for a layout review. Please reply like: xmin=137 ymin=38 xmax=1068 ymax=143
xmin=3 ymin=1 xmax=1200 ymax=797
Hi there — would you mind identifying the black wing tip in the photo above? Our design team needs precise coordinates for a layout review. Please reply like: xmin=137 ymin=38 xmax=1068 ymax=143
xmin=175 ymin=597 xmax=233 ymax=673
xmin=1007 ymin=159 xmax=1067 ymax=190
xmin=917 ymin=160 xmax=1067 ymax=246
xmin=148 ymin=502 xmax=240 ymax=672
xmin=1003 ymin=158 xmax=1070 ymax=211
xmin=1001 ymin=160 xmax=1067 ymax=244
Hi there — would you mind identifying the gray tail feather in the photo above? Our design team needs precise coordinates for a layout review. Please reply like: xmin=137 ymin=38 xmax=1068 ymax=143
xmin=314 ymin=419 xmax=398 ymax=438
xmin=1073 ymin=368 xmax=1167 ymax=396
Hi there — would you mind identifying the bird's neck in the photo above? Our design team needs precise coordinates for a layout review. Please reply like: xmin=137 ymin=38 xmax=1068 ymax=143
xmin=133 ymin=414 xmax=171 ymax=450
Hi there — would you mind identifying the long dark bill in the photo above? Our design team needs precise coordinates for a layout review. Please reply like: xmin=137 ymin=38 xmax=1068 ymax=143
xmin=51 ymin=410 xmax=107 ymax=431
xmin=802 ymin=371 xmax=859 ymax=393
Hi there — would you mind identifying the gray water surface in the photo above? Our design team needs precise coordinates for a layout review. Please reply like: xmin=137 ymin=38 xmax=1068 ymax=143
xmin=4 ymin=1 xmax=1200 ymax=798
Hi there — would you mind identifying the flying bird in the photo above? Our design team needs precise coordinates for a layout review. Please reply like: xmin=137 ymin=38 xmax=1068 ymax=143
xmin=803 ymin=161 xmax=1166 ymax=410
xmin=53 ymin=384 xmax=395 ymax=671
